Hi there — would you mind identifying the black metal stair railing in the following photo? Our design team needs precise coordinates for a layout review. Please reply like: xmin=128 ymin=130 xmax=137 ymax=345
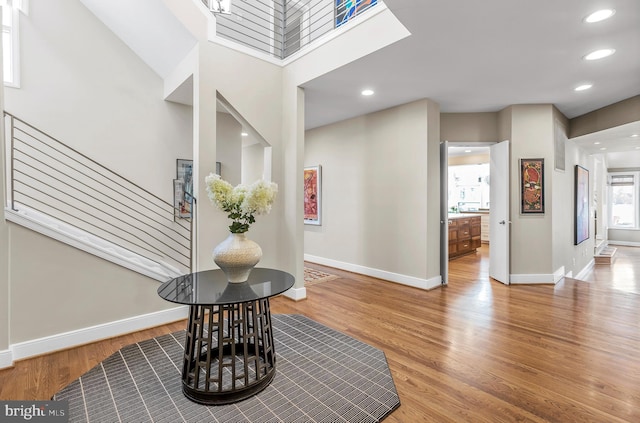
xmin=4 ymin=112 xmax=194 ymax=275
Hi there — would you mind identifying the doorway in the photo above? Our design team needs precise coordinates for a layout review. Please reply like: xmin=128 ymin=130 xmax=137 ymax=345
xmin=441 ymin=141 xmax=510 ymax=285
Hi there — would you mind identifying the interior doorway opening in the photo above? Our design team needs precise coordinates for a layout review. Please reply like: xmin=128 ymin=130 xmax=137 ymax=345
xmin=444 ymin=142 xmax=493 ymax=284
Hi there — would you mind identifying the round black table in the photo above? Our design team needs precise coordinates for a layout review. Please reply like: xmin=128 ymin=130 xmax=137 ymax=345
xmin=157 ymin=268 xmax=294 ymax=405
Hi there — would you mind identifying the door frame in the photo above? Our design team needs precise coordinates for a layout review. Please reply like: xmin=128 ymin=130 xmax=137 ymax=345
xmin=441 ymin=141 xmax=509 ymax=284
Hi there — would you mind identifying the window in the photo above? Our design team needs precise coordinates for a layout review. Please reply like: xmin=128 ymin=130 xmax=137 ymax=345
xmin=2 ymin=0 xmax=26 ymax=87
xmin=448 ymin=163 xmax=490 ymax=212
xmin=608 ymin=172 xmax=639 ymax=229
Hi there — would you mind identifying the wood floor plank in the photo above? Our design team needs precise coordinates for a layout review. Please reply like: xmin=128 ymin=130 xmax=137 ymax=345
xmin=1 ymin=246 xmax=638 ymax=422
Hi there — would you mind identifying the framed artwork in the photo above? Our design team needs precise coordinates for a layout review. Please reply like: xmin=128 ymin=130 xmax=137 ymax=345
xmin=304 ymin=165 xmax=322 ymax=225
xmin=173 ymin=179 xmax=185 ymax=220
xmin=520 ymin=158 xmax=544 ymax=214
xmin=216 ymin=161 xmax=222 ymax=176
xmin=575 ymin=165 xmax=590 ymax=245
xmin=176 ymin=159 xmax=193 ymax=219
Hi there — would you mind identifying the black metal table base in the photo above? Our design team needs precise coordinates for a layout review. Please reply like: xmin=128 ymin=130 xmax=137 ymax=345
xmin=182 ymin=299 xmax=275 ymax=405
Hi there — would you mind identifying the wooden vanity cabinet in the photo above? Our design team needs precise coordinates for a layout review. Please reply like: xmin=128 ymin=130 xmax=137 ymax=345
xmin=448 ymin=215 xmax=481 ymax=259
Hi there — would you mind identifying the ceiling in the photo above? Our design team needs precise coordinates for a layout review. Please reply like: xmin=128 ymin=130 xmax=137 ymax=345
xmin=302 ymin=0 xmax=640 ymax=168
xmin=303 ymin=0 xmax=640 ymax=130
xmin=81 ymin=0 xmax=640 ymax=167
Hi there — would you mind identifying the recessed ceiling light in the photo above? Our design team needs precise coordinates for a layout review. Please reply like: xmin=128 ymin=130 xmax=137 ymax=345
xmin=584 ymin=9 xmax=615 ymax=23
xmin=594 ymin=142 xmax=601 ymax=145
xmin=600 ymin=147 xmax=607 ymax=150
xmin=584 ymin=49 xmax=615 ymax=60
xmin=631 ymin=134 xmax=639 ymax=138
xmin=241 ymin=132 xmax=248 ymax=137
xmin=464 ymin=149 xmax=472 ymax=153
xmin=361 ymin=89 xmax=374 ymax=96
xmin=574 ymin=84 xmax=593 ymax=91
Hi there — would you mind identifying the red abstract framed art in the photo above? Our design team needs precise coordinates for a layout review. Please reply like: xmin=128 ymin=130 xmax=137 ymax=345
xmin=304 ymin=165 xmax=322 ymax=225
xmin=520 ymin=158 xmax=544 ymax=214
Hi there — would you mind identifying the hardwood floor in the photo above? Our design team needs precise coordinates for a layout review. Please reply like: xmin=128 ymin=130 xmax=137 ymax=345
xmin=1 ymin=246 xmax=639 ymax=422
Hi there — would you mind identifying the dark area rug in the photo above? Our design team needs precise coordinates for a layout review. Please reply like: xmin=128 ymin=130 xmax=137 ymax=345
xmin=54 ymin=314 xmax=400 ymax=422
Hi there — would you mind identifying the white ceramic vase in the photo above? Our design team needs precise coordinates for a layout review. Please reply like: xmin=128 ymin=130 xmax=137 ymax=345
xmin=213 ymin=232 xmax=262 ymax=283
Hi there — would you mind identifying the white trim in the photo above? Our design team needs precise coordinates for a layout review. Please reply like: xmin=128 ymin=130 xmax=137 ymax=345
xmin=553 ymin=266 xmax=565 ymax=283
xmin=4 ymin=207 xmax=182 ymax=282
xmin=510 ymin=272 xmax=558 ymax=284
xmin=575 ymin=259 xmax=595 ymax=280
xmin=9 ymin=306 xmax=188 ymax=363
xmin=0 ymin=349 xmax=12 ymax=369
xmin=565 ymin=270 xmax=574 ymax=279
xmin=608 ymin=240 xmax=640 ymax=247
xmin=304 ymin=254 xmax=442 ymax=290
xmin=283 ymin=286 xmax=306 ymax=301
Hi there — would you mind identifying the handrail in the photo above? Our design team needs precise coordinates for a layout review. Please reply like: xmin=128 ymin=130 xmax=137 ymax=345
xmin=4 ymin=112 xmax=194 ymax=274
xmin=205 ymin=0 xmax=378 ymax=59
xmin=8 ymin=114 xmax=173 ymax=209
xmin=11 ymin=128 xmax=190 ymax=238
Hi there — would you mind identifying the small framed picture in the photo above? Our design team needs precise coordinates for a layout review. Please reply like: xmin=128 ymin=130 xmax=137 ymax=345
xmin=176 ymin=159 xmax=193 ymax=219
xmin=304 ymin=165 xmax=322 ymax=225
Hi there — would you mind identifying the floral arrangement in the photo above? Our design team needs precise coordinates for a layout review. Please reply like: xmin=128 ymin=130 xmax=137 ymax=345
xmin=205 ymin=173 xmax=278 ymax=233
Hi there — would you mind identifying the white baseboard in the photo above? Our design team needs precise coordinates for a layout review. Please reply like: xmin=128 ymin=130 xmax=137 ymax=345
xmin=608 ymin=240 xmax=640 ymax=247
xmin=510 ymin=272 xmax=559 ymax=284
xmin=8 ymin=306 xmax=188 ymax=365
xmin=575 ymin=259 xmax=595 ymax=281
xmin=553 ymin=266 xmax=565 ymax=283
xmin=283 ymin=286 xmax=307 ymax=301
xmin=0 ymin=349 xmax=12 ymax=369
xmin=304 ymin=254 xmax=442 ymax=290
xmin=565 ymin=270 xmax=574 ymax=279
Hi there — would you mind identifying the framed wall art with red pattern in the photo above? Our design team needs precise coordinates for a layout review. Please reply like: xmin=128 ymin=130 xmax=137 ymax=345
xmin=520 ymin=158 xmax=544 ymax=214
xmin=304 ymin=165 xmax=322 ymax=225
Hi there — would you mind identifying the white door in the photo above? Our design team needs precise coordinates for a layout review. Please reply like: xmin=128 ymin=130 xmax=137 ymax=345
xmin=440 ymin=141 xmax=449 ymax=285
xmin=489 ymin=140 xmax=510 ymax=284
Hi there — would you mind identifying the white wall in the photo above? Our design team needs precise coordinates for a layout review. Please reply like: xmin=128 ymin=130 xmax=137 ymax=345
xmin=282 ymin=4 xmax=411 ymax=292
xmin=0 ymin=5 xmax=8 ymax=356
xmin=441 ymin=112 xmax=499 ymax=142
xmin=188 ymin=38 xmax=285 ymax=273
xmin=304 ymin=100 xmax=441 ymax=286
xmin=4 ymin=0 xmax=193 ymax=202
xmin=242 ymin=143 xmax=266 ymax=184
xmin=608 ymin=229 xmax=640 ymax=245
xmin=552 ymin=137 xmax=595 ymax=276
xmin=0 ymin=0 xmax=194 ymax=363
xmin=216 ymin=112 xmax=242 ymax=186
xmin=8 ymin=225 xmax=175 ymax=344
xmin=509 ymin=105 xmax=555 ymax=275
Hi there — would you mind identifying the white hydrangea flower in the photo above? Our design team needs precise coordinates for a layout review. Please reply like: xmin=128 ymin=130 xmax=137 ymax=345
xmin=205 ymin=173 xmax=233 ymax=209
xmin=205 ymin=172 xmax=278 ymax=233
xmin=242 ymin=180 xmax=278 ymax=215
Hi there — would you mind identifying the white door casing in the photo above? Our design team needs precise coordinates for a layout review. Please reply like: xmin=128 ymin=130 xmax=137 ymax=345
xmin=440 ymin=141 xmax=448 ymax=285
